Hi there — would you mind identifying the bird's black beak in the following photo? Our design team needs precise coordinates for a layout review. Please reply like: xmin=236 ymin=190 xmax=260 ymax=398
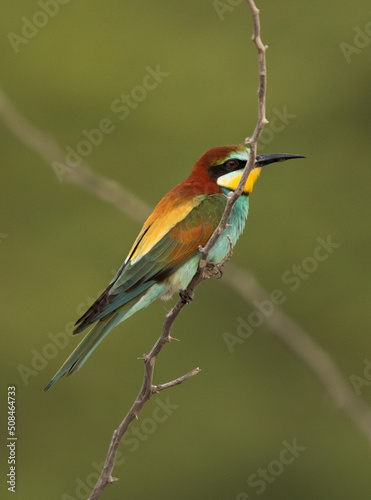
xmin=255 ymin=153 xmax=305 ymax=167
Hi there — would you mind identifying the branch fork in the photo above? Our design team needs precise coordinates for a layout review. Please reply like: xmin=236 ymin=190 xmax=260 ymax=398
xmin=88 ymin=2 xmax=268 ymax=498
xmin=1 ymin=3 xmax=369 ymax=499
xmin=0 ymin=4 xmax=370 ymax=498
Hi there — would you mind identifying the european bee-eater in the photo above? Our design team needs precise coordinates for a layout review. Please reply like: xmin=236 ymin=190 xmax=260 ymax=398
xmin=45 ymin=145 xmax=303 ymax=391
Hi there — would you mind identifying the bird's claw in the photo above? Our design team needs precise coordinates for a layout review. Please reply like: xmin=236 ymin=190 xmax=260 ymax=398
xmin=203 ymin=262 xmax=222 ymax=279
xmin=179 ymin=290 xmax=194 ymax=304
xmin=203 ymin=236 xmax=233 ymax=280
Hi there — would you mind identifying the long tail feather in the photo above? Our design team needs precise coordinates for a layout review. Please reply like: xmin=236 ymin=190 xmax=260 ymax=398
xmin=44 ymin=312 xmax=119 ymax=391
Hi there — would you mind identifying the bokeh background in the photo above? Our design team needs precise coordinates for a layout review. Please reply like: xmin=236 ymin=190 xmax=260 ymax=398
xmin=1 ymin=1 xmax=371 ymax=499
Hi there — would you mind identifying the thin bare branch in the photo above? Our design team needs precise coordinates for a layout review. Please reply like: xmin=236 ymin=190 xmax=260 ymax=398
xmin=246 ymin=0 xmax=269 ymax=144
xmin=88 ymin=4 xmax=268 ymax=497
xmin=1 ymin=3 xmax=370 ymax=499
xmin=153 ymin=368 xmax=201 ymax=393
xmin=0 ymin=87 xmax=151 ymax=224
xmin=223 ymin=267 xmax=371 ymax=444
xmin=87 ymin=329 xmax=200 ymax=500
xmin=182 ymin=0 xmax=269 ymax=296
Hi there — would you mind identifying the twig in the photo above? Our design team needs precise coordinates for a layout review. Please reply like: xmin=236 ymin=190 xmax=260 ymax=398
xmin=187 ymin=0 xmax=268 ymax=289
xmin=153 ymin=368 xmax=201 ymax=393
xmin=245 ymin=0 xmax=268 ymax=145
xmin=1 ymin=2 xmax=371 ymax=498
xmin=88 ymin=2 xmax=268 ymax=498
xmin=88 ymin=325 xmax=200 ymax=500
xmin=0 ymin=87 xmax=151 ymax=224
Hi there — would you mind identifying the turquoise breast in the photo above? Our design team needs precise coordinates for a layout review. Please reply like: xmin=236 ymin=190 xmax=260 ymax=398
xmin=208 ymin=193 xmax=249 ymax=264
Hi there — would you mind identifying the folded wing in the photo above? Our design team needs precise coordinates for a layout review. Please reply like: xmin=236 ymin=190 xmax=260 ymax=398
xmin=74 ymin=193 xmax=226 ymax=333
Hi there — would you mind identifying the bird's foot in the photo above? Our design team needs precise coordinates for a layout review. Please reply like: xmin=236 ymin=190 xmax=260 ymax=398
xmin=203 ymin=262 xmax=223 ymax=279
xmin=203 ymin=257 xmax=231 ymax=280
xmin=203 ymin=236 xmax=234 ymax=280
xmin=179 ymin=290 xmax=194 ymax=304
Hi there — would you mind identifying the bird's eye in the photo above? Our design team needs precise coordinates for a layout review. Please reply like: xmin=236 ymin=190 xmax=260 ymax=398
xmin=226 ymin=159 xmax=238 ymax=169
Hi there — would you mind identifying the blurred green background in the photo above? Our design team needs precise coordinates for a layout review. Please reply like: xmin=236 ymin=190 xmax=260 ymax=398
xmin=1 ymin=1 xmax=371 ymax=499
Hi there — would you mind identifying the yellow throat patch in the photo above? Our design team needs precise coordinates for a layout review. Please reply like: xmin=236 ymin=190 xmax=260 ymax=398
xmin=217 ymin=167 xmax=261 ymax=194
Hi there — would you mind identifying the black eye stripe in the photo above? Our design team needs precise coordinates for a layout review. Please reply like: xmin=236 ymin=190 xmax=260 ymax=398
xmin=208 ymin=159 xmax=246 ymax=180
